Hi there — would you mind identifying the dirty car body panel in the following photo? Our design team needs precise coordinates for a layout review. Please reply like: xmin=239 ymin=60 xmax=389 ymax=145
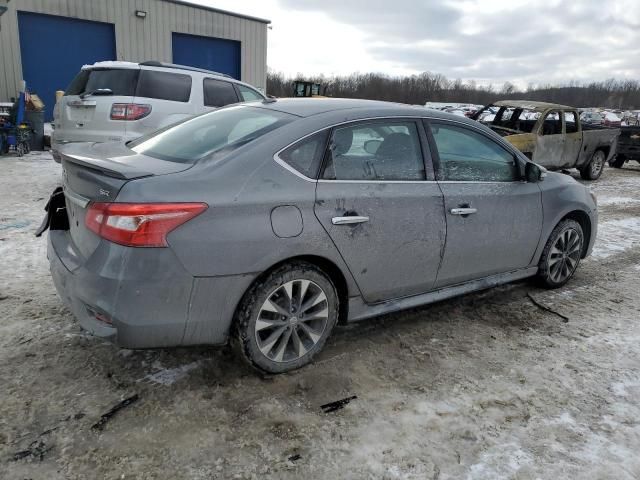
xmin=43 ymin=99 xmax=598 ymax=350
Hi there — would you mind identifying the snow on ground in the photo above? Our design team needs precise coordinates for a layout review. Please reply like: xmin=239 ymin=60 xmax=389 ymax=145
xmin=591 ymin=218 xmax=640 ymax=258
xmin=1 ymin=153 xmax=640 ymax=479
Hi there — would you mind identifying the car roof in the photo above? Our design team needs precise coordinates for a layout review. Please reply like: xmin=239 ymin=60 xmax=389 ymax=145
xmin=81 ymin=60 xmax=264 ymax=94
xmin=254 ymin=98 xmax=479 ymax=124
xmin=493 ymin=100 xmax=574 ymax=111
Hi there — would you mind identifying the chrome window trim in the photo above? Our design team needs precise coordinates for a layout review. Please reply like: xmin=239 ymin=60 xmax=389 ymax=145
xmin=272 ymin=114 xmax=522 ymax=184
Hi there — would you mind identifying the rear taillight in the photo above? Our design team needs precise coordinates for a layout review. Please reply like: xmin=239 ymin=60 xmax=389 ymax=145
xmin=110 ymin=103 xmax=152 ymax=120
xmin=86 ymin=202 xmax=207 ymax=247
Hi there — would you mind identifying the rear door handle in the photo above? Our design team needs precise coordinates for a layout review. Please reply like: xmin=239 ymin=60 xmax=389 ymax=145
xmin=332 ymin=216 xmax=369 ymax=225
xmin=450 ymin=208 xmax=477 ymax=215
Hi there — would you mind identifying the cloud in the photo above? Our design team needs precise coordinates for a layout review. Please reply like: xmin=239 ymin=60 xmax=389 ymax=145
xmin=276 ymin=0 xmax=640 ymax=85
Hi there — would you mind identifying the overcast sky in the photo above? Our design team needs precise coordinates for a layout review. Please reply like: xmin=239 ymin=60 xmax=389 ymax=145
xmin=190 ymin=0 xmax=639 ymax=87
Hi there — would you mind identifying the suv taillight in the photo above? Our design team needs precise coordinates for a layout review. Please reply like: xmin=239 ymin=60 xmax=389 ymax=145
xmin=86 ymin=202 xmax=207 ymax=247
xmin=110 ymin=103 xmax=152 ymax=120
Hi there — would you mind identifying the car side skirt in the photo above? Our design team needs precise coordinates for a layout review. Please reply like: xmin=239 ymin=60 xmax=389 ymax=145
xmin=347 ymin=266 xmax=539 ymax=322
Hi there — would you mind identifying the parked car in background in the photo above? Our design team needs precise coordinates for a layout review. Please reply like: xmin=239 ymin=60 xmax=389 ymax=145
xmin=51 ymin=61 xmax=266 ymax=162
xmin=40 ymin=98 xmax=598 ymax=373
xmin=474 ymin=100 xmax=620 ymax=179
xmin=603 ymin=111 xmax=622 ymax=127
xmin=580 ymin=111 xmax=604 ymax=125
xmin=444 ymin=108 xmax=466 ymax=117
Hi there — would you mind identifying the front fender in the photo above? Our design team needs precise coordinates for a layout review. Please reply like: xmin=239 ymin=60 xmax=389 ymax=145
xmin=533 ymin=173 xmax=597 ymax=262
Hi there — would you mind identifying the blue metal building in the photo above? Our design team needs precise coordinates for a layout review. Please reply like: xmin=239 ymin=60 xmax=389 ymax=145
xmin=0 ymin=0 xmax=270 ymax=120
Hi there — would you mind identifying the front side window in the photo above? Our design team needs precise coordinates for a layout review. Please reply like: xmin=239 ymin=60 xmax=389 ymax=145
xmin=204 ymin=78 xmax=239 ymax=107
xmin=279 ymin=131 xmax=329 ymax=178
xmin=129 ymin=105 xmax=294 ymax=163
xmin=136 ymin=70 xmax=192 ymax=102
xmin=237 ymin=84 xmax=264 ymax=102
xmin=429 ymin=123 xmax=518 ymax=182
xmin=321 ymin=121 xmax=425 ymax=181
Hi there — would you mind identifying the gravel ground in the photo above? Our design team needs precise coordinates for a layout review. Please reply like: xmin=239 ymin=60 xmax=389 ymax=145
xmin=1 ymin=152 xmax=640 ymax=480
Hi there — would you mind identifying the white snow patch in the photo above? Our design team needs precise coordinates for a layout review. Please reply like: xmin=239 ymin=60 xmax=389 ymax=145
xmin=611 ymin=379 xmax=640 ymax=397
xmin=597 ymin=196 xmax=640 ymax=207
xmin=82 ymin=60 xmax=138 ymax=70
xmin=466 ymin=443 xmax=533 ymax=480
xmin=590 ymin=218 xmax=640 ymax=259
xmin=142 ymin=361 xmax=202 ymax=385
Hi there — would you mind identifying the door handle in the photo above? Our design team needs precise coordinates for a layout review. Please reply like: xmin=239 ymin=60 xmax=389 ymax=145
xmin=450 ymin=208 xmax=477 ymax=215
xmin=332 ymin=216 xmax=369 ymax=225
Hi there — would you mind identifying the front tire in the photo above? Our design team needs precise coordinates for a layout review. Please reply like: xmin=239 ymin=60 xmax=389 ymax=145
xmin=580 ymin=149 xmax=606 ymax=180
xmin=234 ymin=262 xmax=339 ymax=374
xmin=536 ymin=219 xmax=584 ymax=289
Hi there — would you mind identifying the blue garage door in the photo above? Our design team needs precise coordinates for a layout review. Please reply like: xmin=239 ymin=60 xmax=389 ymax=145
xmin=17 ymin=11 xmax=116 ymax=121
xmin=172 ymin=32 xmax=241 ymax=80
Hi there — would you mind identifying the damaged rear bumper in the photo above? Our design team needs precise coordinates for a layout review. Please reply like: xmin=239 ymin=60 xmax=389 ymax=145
xmin=48 ymin=231 xmax=253 ymax=348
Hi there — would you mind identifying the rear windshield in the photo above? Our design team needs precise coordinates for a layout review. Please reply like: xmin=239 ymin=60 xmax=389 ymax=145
xmin=128 ymin=105 xmax=295 ymax=163
xmin=65 ymin=68 xmax=139 ymax=96
xmin=65 ymin=68 xmax=191 ymax=102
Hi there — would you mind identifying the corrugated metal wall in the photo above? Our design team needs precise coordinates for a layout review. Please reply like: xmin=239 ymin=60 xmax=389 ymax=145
xmin=0 ymin=0 xmax=269 ymax=101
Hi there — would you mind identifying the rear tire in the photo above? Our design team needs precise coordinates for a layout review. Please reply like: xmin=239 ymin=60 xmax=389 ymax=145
xmin=536 ymin=219 xmax=584 ymax=289
xmin=234 ymin=261 xmax=339 ymax=374
xmin=579 ymin=149 xmax=606 ymax=180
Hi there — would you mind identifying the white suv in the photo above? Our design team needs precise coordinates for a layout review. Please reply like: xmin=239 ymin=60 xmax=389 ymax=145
xmin=51 ymin=61 xmax=266 ymax=162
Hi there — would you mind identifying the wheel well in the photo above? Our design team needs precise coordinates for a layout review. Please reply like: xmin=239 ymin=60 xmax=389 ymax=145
xmin=595 ymin=146 xmax=609 ymax=158
xmin=237 ymin=255 xmax=351 ymax=325
xmin=561 ymin=210 xmax=592 ymax=258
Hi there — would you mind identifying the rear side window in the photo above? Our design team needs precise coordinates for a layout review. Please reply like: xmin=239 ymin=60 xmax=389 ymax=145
xmin=321 ymin=121 xmax=425 ymax=181
xmin=204 ymin=78 xmax=239 ymax=107
xmin=237 ymin=84 xmax=264 ymax=102
xmin=65 ymin=68 xmax=139 ymax=96
xmin=136 ymin=70 xmax=192 ymax=102
xmin=565 ymin=112 xmax=578 ymax=133
xmin=279 ymin=131 xmax=329 ymax=178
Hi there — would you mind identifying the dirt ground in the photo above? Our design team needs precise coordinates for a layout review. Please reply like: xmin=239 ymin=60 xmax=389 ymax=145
xmin=1 ymin=152 xmax=640 ymax=480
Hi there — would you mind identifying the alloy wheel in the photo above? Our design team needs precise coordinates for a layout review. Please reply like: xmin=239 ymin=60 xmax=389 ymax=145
xmin=255 ymin=279 xmax=329 ymax=363
xmin=590 ymin=150 xmax=605 ymax=177
xmin=548 ymin=228 xmax=582 ymax=283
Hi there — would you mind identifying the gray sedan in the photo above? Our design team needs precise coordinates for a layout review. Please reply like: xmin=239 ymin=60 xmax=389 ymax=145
xmin=41 ymin=98 xmax=598 ymax=373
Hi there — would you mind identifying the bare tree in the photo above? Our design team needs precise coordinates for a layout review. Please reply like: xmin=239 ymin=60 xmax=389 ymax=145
xmin=267 ymin=70 xmax=640 ymax=109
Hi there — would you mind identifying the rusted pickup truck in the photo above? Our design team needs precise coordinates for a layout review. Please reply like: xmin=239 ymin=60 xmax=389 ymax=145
xmin=473 ymin=100 xmax=620 ymax=180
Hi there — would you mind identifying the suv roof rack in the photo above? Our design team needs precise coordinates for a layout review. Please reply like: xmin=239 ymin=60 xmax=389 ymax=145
xmin=139 ymin=61 xmax=233 ymax=79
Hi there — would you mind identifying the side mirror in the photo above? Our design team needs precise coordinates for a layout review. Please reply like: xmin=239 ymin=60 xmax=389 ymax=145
xmin=525 ymin=162 xmax=546 ymax=182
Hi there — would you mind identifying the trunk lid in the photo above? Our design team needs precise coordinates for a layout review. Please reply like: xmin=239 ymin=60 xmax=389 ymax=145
xmin=60 ymin=141 xmax=193 ymax=258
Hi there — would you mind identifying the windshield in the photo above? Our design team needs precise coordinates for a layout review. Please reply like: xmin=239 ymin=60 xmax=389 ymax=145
xmin=128 ymin=105 xmax=295 ymax=163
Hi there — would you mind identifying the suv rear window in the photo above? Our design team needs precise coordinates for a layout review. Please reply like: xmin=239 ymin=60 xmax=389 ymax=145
xmin=65 ymin=68 xmax=139 ymax=96
xmin=65 ymin=68 xmax=192 ymax=102
xmin=203 ymin=78 xmax=239 ymax=107
xmin=129 ymin=105 xmax=295 ymax=163
xmin=136 ymin=70 xmax=192 ymax=102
